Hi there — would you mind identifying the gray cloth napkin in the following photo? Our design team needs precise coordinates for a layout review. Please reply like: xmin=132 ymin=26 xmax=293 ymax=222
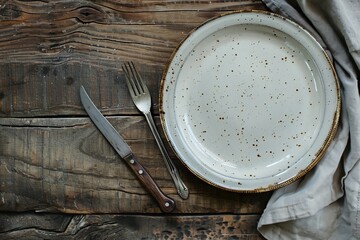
xmin=258 ymin=0 xmax=360 ymax=239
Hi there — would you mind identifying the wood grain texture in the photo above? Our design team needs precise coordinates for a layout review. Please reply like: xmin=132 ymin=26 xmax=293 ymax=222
xmin=0 ymin=0 xmax=271 ymax=212
xmin=0 ymin=213 xmax=265 ymax=239
xmin=0 ymin=1 xmax=270 ymax=238
xmin=0 ymin=116 xmax=271 ymax=213
xmin=0 ymin=0 xmax=267 ymax=117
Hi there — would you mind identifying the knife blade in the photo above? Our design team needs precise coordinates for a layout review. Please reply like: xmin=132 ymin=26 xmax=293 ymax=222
xmin=80 ymin=86 xmax=175 ymax=213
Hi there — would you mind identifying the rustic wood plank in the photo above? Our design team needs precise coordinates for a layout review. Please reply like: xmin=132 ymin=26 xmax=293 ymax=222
xmin=0 ymin=213 xmax=265 ymax=239
xmin=0 ymin=0 xmax=267 ymax=117
xmin=1 ymin=1 xmax=265 ymax=24
xmin=0 ymin=62 xmax=161 ymax=116
xmin=0 ymin=211 xmax=72 ymax=233
xmin=0 ymin=116 xmax=271 ymax=213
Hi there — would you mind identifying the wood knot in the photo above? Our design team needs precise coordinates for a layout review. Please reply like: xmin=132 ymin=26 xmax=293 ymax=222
xmin=66 ymin=77 xmax=75 ymax=85
xmin=0 ymin=4 xmax=22 ymax=20
xmin=76 ymin=7 xmax=104 ymax=23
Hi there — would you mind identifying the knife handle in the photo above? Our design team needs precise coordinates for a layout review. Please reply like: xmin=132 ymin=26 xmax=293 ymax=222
xmin=125 ymin=156 xmax=175 ymax=213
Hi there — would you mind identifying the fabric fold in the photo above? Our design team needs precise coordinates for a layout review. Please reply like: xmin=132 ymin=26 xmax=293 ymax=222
xmin=258 ymin=0 xmax=360 ymax=239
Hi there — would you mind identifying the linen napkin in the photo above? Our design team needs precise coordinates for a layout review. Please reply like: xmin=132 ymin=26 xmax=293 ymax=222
xmin=258 ymin=0 xmax=360 ymax=239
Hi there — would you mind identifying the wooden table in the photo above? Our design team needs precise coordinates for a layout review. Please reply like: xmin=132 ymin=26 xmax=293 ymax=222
xmin=0 ymin=1 xmax=272 ymax=238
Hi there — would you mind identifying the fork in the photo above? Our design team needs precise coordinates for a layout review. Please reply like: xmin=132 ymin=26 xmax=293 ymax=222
xmin=122 ymin=62 xmax=189 ymax=200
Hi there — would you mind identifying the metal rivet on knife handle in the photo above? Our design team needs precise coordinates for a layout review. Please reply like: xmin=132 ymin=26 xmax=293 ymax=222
xmin=126 ymin=156 xmax=175 ymax=213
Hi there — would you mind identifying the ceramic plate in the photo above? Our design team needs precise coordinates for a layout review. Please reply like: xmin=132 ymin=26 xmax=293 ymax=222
xmin=160 ymin=11 xmax=340 ymax=192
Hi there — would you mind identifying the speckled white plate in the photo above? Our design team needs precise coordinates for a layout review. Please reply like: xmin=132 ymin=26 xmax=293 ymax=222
xmin=160 ymin=11 xmax=340 ymax=192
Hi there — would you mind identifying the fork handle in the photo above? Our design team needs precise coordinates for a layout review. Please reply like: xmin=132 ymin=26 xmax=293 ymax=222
xmin=144 ymin=112 xmax=189 ymax=200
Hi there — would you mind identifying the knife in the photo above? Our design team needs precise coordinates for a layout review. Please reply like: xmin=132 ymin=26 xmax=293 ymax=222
xmin=80 ymin=86 xmax=175 ymax=213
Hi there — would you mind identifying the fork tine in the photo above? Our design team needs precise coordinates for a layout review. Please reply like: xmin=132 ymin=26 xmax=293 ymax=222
xmin=129 ymin=62 xmax=148 ymax=94
xmin=127 ymin=62 xmax=141 ymax=95
xmin=122 ymin=62 xmax=139 ymax=96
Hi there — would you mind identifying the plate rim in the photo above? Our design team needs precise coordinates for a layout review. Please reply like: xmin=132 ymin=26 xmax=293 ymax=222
xmin=159 ymin=9 xmax=341 ymax=193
